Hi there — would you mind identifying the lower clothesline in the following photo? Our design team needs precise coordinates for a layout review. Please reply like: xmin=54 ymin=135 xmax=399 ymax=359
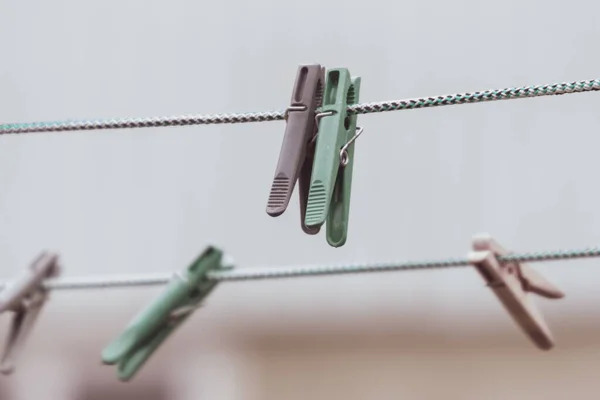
xmin=0 ymin=234 xmax=595 ymax=381
xmin=0 ymin=244 xmax=597 ymax=291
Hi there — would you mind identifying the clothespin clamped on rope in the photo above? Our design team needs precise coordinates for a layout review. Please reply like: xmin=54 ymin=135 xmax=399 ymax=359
xmin=0 ymin=252 xmax=61 ymax=374
xmin=267 ymin=64 xmax=326 ymax=234
xmin=101 ymin=246 xmax=232 ymax=381
xmin=305 ymin=68 xmax=362 ymax=247
xmin=468 ymin=234 xmax=565 ymax=350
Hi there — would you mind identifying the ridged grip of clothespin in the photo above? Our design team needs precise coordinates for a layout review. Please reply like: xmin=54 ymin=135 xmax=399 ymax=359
xmin=468 ymin=234 xmax=564 ymax=350
xmin=266 ymin=65 xmax=325 ymax=235
xmin=298 ymin=137 xmax=320 ymax=235
xmin=305 ymin=68 xmax=353 ymax=229
xmin=101 ymin=246 xmax=231 ymax=382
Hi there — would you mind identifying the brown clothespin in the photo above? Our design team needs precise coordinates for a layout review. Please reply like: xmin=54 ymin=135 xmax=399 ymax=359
xmin=0 ymin=252 xmax=61 ymax=374
xmin=266 ymin=64 xmax=325 ymax=234
xmin=467 ymin=234 xmax=565 ymax=350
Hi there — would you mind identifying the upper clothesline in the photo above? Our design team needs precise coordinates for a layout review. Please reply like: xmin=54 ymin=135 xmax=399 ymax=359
xmin=0 ymin=78 xmax=598 ymax=134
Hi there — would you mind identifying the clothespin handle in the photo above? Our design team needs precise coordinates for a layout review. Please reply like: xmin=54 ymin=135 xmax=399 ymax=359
xmin=519 ymin=264 xmax=564 ymax=299
xmin=0 ymin=291 xmax=47 ymax=374
xmin=113 ymin=308 xmax=194 ymax=380
xmin=298 ymin=147 xmax=320 ymax=235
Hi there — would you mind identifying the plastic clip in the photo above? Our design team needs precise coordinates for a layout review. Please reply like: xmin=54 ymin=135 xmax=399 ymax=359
xmin=468 ymin=234 xmax=565 ymax=349
xmin=0 ymin=252 xmax=61 ymax=374
xmin=305 ymin=68 xmax=361 ymax=247
xmin=267 ymin=64 xmax=325 ymax=234
xmin=101 ymin=246 xmax=233 ymax=381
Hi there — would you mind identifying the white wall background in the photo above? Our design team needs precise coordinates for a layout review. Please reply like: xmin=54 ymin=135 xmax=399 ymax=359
xmin=1 ymin=0 xmax=600 ymax=398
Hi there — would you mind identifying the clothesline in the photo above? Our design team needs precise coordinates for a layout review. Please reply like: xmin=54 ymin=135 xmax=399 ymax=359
xmin=0 ymin=244 xmax=597 ymax=291
xmin=0 ymin=78 xmax=598 ymax=134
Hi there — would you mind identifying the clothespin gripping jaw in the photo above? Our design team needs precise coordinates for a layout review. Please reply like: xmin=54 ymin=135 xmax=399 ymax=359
xmin=0 ymin=251 xmax=61 ymax=374
xmin=101 ymin=246 xmax=233 ymax=382
xmin=267 ymin=64 xmax=325 ymax=235
xmin=468 ymin=234 xmax=564 ymax=350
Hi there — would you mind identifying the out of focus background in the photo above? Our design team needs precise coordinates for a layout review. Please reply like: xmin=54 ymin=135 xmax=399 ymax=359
xmin=2 ymin=0 xmax=600 ymax=399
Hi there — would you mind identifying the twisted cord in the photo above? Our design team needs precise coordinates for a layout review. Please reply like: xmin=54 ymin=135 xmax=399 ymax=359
xmin=0 ymin=246 xmax=596 ymax=290
xmin=1 ymin=79 xmax=598 ymax=134
xmin=208 ymin=258 xmax=468 ymax=282
xmin=346 ymin=79 xmax=600 ymax=114
xmin=209 ymin=247 xmax=600 ymax=281
xmin=0 ymin=110 xmax=286 ymax=134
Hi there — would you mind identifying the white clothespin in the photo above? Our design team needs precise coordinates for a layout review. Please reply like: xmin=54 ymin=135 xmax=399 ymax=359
xmin=467 ymin=234 xmax=564 ymax=350
xmin=0 ymin=252 xmax=61 ymax=374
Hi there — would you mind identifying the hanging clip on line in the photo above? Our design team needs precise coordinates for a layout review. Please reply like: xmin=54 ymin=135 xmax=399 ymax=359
xmin=101 ymin=246 xmax=232 ymax=382
xmin=468 ymin=234 xmax=565 ymax=350
xmin=267 ymin=64 xmax=325 ymax=234
xmin=305 ymin=68 xmax=362 ymax=247
xmin=0 ymin=252 xmax=61 ymax=374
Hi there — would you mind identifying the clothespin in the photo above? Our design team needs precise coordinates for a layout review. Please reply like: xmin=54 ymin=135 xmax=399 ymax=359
xmin=467 ymin=234 xmax=565 ymax=350
xmin=304 ymin=68 xmax=362 ymax=247
xmin=0 ymin=251 xmax=61 ymax=374
xmin=101 ymin=246 xmax=232 ymax=382
xmin=267 ymin=64 xmax=325 ymax=234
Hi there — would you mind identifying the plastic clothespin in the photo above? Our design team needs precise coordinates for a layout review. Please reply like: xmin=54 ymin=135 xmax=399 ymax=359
xmin=0 ymin=251 xmax=61 ymax=374
xmin=266 ymin=64 xmax=325 ymax=234
xmin=101 ymin=246 xmax=233 ymax=382
xmin=304 ymin=68 xmax=361 ymax=247
xmin=467 ymin=234 xmax=565 ymax=350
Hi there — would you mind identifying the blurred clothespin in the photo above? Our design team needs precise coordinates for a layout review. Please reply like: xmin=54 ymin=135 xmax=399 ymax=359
xmin=101 ymin=246 xmax=232 ymax=382
xmin=267 ymin=64 xmax=325 ymax=234
xmin=468 ymin=234 xmax=565 ymax=350
xmin=305 ymin=68 xmax=362 ymax=247
xmin=0 ymin=252 xmax=61 ymax=374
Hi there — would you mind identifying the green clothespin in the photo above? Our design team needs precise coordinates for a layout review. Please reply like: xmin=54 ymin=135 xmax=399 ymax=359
xmin=101 ymin=246 xmax=232 ymax=382
xmin=304 ymin=68 xmax=362 ymax=247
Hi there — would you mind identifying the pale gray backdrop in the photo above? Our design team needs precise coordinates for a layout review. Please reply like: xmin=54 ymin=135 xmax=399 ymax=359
xmin=0 ymin=0 xmax=599 ymax=365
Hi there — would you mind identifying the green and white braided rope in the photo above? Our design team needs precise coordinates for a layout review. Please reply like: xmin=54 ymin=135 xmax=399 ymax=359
xmin=1 ymin=79 xmax=598 ymax=134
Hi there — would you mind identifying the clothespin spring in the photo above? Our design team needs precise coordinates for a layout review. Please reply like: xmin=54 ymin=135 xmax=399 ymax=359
xmin=340 ymin=126 xmax=364 ymax=167
xmin=313 ymin=111 xmax=365 ymax=167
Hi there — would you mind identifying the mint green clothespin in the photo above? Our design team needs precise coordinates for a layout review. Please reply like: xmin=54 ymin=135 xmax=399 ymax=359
xmin=101 ymin=246 xmax=232 ymax=381
xmin=304 ymin=68 xmax=362 ymax=247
